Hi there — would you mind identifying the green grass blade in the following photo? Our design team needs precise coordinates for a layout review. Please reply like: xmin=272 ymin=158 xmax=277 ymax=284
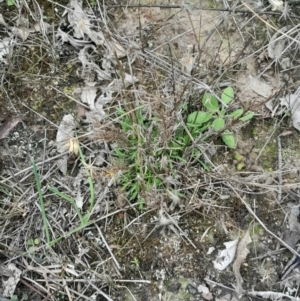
xmin=32 ymin=159 xmax=50 ymax=245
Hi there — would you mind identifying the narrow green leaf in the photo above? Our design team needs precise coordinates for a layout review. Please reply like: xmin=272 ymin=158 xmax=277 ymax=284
xmin=221 ymin=130 xmax=236 ymax=148
xmin=212 ymin=118 xmax=225 ymax=130
xmin=221 ymin=87 xmax=234 ymax=104
xmin=32 ymin=159 xmax=50 ymax=244
xmin=200 ymin=161 xmax=210 ymax=171
xmin=240 ymin=111 xmax=254 ymax=122
xmin=228 ymin=109 xmax=244 ymax=119
xmin=202 ymin=93 xmax=219 ymax=111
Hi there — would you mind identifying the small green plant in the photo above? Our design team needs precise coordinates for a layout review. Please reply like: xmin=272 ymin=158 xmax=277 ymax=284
xmin=27 ymin=238 xmax=40 ymax=253
xmin=131 ymin=257 xmax=139 ymax=267
xmin=186 ymin=87 xmax=254 ymax=149
xmin=113 ymin=87 xmax=254 ymax=208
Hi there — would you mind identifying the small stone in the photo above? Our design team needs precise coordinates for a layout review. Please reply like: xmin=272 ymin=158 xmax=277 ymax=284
xmin=186 ymin=283 xmax=198 ymax=295
xmin=167 ymin=282 xmax=181 ymax=293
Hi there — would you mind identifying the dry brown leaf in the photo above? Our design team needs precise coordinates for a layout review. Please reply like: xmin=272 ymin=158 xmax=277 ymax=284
xmin=0 ymin=116 xmax=21 ymax=140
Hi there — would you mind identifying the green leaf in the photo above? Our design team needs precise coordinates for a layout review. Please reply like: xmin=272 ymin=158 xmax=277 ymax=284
xmin=212 ymin=118 xmax=225 ymax=130
xmin=240 ymin=111 xmax=254 ymax=122
xmin=7 ymin=0 xmax=15 ymax=6
xmin=187 ymin=111 xmax=212 ymax=126
xmin=221 ymin=130 xmax=236 ymax=148
xmin=34 ymin=238 xmax=40 ymax=245
xmin=221 ymin=87 xmax=234 ymax=104
xmin=202 ymin=93 xmax=219 ymax=111
xmin=228 ymin=109 xmax=244 ymax=119
xmin=236 ymin=162 xmax=245 ymax=170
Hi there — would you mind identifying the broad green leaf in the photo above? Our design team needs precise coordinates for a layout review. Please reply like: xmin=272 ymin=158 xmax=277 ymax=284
xmin=240 ymin=111 xmax=254 ymax=122
xmin=212 ymin=118 xmax=225 ymax=130
xmin=222 ymin=130 xmax=236 ymax=148
xmin=237 ymin=162 xmax=245 ymax=171
xmin=202 ymin=93 xmax=219 ymax=111
xmin=221 ymin=87 xmax=234 ymax=104
xmin=187 ymin=111 xmax=212 ymax=125
xmin=7 ymin=0 xmax=15 ymax=6
xmin=228 ymin=109 xmax=244 ymax=119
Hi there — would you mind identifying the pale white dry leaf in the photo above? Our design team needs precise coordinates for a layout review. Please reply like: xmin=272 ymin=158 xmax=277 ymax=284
xmin=180 ymin=45 xmax=195 ymax=74
xmin=268 ymin=0 xmax=284 ymax=11
xmin=80 ymin=83 xmax=98 ymax=110
xmin=232 ymin=230 xmax=252 ymax=297
xmin=76 ymin=189 xmax=83 ymax=210
xmin=56 ymin=28 xmax=90 ymax=48
xmin=105 ymin=39 xmax=126 ymax=58
xmin=248 ymin=76 xmax=272 ymax=98
xmin=34 ymin=21 xmax=53 ymax=33
xmin=56 ymin=114 xmax=77 ymax=153
xmin=78 ymin=46 xmax=112 ymax=81
xmin=66 ymin=0 xmax=104 ymax=45
xmin=207 ymin=247 xmax=215 ymax=255
xmin=124 ymin=73 xmax=139 ymax=86
xmin=198 ymin=284 xmax=213 ymax=300
xmin=56 ymin=114 xmax=77 ymax=174
xmin=213 ymin=238 xmax=238 ymax=270
xmin=3 ymin=263 xmax=22 ymax=298
xmin=0 ymin=37 xmax=12 ymax=64
xmin=268 ymin=26 xmax=291 ymax=60
xmin=11 ymin=27 xmax=33 ymax=41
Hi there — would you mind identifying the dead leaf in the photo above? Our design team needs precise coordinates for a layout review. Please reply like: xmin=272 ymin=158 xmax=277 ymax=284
xmin=67 ymin=138 xmax=79 ymax=155
xmin=3 ymin=263 xmax=22 ymax=298
xmin=0 ymin=116 xmax=21 ymax=140
xmin=56 ymin=114 xmax=77 ymax=174
xmin=232 ymin=230 xmax=252 ymax=297
xmin=248 ymin=76 xmax=272 ymax=98
xmin=213 ymin=238 xmax=238 ymax=271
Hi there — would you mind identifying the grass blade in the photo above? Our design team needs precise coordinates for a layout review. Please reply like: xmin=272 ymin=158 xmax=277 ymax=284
xmin=32 ymin=159 xmax=50 ymax=245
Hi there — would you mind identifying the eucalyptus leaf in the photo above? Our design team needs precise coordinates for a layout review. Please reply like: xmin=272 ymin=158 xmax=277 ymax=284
xmin=222 ymin=130 xmax=236 ymax=148
xmin=240 ymin=111 xmax=254 ymax=122
xmin=202 ymin=93 xmax=219 ymax=112
xmin=221 ymin=87 xmax=234 ymax=104
xmin=228 ymin=109 xmax=244 ymax=119
xmin=212 ymin=118 xmax=225 ymax=130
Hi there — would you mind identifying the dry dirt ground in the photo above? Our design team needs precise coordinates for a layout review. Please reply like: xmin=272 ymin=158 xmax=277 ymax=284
xmin=1 ymin=0 xmax=300 ymax=301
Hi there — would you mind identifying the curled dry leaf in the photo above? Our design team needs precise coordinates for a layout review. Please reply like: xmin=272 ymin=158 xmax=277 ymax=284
xmin=56 ymin=114 xmax=77 ymax=174
xmin=0 ymin=116 xmax=21 ymax=140
xmin=232 ymin=230 xmax=252 ymax=297
xmin=213 ymin=238 xmax=238 ymax=271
